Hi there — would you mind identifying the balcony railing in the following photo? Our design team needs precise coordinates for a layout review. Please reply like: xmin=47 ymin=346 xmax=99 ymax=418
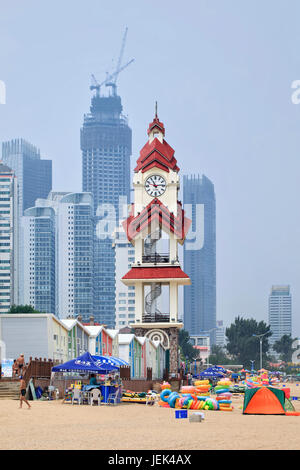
xmin=142 ymin=313 xmax=170 ymax=323
xmin=142 ymin=253 xmax=169 ymax=264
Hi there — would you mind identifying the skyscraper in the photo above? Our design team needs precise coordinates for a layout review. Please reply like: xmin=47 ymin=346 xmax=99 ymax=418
xmin=268 ymin=285 xmax=292 ymax=350
xmin=215 ymin=320 xmax=226 ymax=348
xmin=56 ymin=193 xmax=94 ymax=319
xmin=113 ymin=228 xmax=136 ymax=329
xmin=183 ymin=174 xmax=216 ymax=344
xmin=81 ymin=88 xmax=132 ymax=327
xmin=21 ymin=192 xmax=94 ymax=318
xmin=2 ymin=139 xmax=52 ymax=216
xmin=0 ymin=163 xmax=18 ymax=312
xmin=22 ymin=206 xmax=56 ymax=314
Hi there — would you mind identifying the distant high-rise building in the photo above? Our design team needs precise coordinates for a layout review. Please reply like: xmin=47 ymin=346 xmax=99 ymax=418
xmin=22 ymin=206 xmax=56 ymax=314
xmin=183 ymin=174 xmax=216 ymax=344
xmin=215 ymin=320 xmax=226 ymax=348
xmin=0 ymin=163 xmax=19 ymax=312
xmin=268 ymin=285 xmax=292 ymax=350
xmin=2 ymin=139 xmax=52 ymax=216
xmin=21 ymin=192 xmax=94 ymax=318
xmin=113 ymin=229 xmax=135 ymax=329
xmin=81 ymin=88 xmax=132 ymax=327
xmin=56 ymin=193 xmax=94 ymax=319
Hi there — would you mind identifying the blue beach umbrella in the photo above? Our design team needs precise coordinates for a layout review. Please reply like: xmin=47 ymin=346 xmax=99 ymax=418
xmin=52 ymin=351 xmax=118 ymax=374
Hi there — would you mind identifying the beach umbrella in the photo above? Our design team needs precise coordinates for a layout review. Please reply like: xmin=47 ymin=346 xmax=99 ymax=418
xmin=205 ymin=366 xmax=226 ymax=374
xmin=52 ymin=351 xmax=118 ymax=374
xmin=92 ymin=355 xmax=129 ymax=368
xmin=200 ymin=370 xmax=224 ymax=378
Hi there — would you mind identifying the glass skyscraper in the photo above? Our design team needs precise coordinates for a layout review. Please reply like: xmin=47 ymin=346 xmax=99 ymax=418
xmin=81 ymin=89 xmax=132 ymax=327
xmin=21 ymin=192 xmax=94 ymax=318
xmin=2 ymin=139 xmax=52 ymax=217
xmin=22 ymin=206 xmax=56 ymax=314
xmin=183 ymin=174 xmax=216 ymax=344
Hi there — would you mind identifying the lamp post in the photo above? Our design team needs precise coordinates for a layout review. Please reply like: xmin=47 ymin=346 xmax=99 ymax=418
xmin=253 ymin=331 xmax=270 ymax=371
xmin=250 ymin=360 xmax=255 ymax=373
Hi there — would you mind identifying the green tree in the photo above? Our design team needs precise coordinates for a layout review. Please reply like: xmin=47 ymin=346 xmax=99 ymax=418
xmin=226 ymin=316 xmax=272 ymax=369
xmin=208 ymin=345 xmax=232 ymax=365
xmin=178 ymin=329 xmax=199 ymax=362
xmin=273 ymin=335 xmax=297 ymax=363
xmin=8 ymin=305 xmax=40 ymax=314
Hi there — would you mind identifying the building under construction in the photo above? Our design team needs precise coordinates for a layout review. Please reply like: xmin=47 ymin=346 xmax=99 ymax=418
xmin=81 ymin=29 xmax=133 ymax=327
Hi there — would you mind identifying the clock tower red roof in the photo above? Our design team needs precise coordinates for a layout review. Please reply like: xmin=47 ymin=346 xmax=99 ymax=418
xmin=122 ymin=198 xmax=191 ymax=244
xmin=135 ymin=114 xmax=179 ymax=173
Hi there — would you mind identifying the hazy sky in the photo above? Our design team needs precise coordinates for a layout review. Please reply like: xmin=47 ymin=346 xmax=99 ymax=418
xmin=1 ymin=0 xmax=299 ymax=335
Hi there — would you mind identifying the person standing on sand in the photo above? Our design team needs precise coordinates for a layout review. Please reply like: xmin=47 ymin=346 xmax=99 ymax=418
xmin=19 ymin=376 xmax=31 ymax=409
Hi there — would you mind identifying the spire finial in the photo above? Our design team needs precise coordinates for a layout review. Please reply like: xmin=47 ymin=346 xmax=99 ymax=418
xmin=155 ymin=101 xmax=158 ymax=118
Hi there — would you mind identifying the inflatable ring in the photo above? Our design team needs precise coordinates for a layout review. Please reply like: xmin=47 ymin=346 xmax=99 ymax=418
xmin=160 ymin=389 xmax=172 ymax=402
xmin=168 ymin=392 xmax=180 ymax=408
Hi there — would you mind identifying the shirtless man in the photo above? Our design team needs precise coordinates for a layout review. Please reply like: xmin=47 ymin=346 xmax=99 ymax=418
xmin=19 ymin=376 xmax=31 ymax=409
xmin=16 ymin=354 xmax=25 ymax=375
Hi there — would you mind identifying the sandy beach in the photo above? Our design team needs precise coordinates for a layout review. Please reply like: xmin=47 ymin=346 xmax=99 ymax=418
xmin=0 ymin=383 xmax=299 ymax=450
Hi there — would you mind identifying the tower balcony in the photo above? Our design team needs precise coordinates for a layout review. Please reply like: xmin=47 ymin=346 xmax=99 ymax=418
xmin=142 ymin=253 xmax=170 ymax=264
xmin=141 ymin=313 xmax=183 ymax=324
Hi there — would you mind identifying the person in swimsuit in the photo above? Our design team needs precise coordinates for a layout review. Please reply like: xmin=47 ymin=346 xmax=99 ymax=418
xmin=19 ymin=376 xmax=31 ymax=409
xmin=17 ymin=354 xmax=25 ymax=375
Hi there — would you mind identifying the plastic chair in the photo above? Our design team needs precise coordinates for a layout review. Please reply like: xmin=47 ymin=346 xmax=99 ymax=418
xmin=72 ymin=388 xmax=82 ymax=405
xmin=90 ymin=388 xmax=102 ymax=406
xmin=107 ymin=391 xmax=118 ymax=405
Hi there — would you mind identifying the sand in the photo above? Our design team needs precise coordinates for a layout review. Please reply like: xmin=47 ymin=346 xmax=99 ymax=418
xmin=0 ymin=383 xmax=299 ymax=450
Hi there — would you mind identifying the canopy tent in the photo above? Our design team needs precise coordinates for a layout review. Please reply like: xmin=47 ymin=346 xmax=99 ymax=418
xmin=199 ymin=366 xmax=226 ymax=378
xmin=92 ymin=355 xmax=129 ymax=368
xmin=199 ymin=370 xmax=225 ymax=378
xmin=207 ymin=366 xmax=227 ymax=374
xmin=110 ymin=356 xmax=129 ymax=367
xmin=52 ymin=352 xmax=119 ymax=374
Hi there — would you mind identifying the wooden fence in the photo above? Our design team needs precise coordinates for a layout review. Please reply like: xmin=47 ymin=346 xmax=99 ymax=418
xmin=119 ymin=365 xmax=131 ymax=380
xmin=23 ymin=357 xmax=59 ymax=385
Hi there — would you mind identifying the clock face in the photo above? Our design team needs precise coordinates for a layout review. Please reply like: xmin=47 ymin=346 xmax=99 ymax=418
xmin=145 ymin=175 xmax=166 ymax=197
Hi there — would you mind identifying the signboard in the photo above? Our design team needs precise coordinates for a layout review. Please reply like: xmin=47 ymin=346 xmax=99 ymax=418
xmin=1 ymin=359 xmax=13 ymax=378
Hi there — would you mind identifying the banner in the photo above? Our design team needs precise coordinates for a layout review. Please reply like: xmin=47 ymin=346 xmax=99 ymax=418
xmin=1 ymin=359 xmax=13 ymax=378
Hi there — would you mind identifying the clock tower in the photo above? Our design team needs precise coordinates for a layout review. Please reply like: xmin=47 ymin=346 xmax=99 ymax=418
xmin=122 ymin=110 xmax=191 ymax=375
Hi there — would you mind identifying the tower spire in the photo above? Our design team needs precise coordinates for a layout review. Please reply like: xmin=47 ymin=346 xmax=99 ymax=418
xmin=155 ymin=101 xmax=158 ymax=119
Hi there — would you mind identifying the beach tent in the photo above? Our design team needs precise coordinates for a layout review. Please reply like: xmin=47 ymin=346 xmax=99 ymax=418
xmin=52 ymin=351 xmax=119 ymax=374
xmin=243 ymin=387 xmax=286 ymax=415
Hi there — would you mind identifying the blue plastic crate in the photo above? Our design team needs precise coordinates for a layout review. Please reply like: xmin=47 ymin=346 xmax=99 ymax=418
xmin=175 ymin=409 xmax=188 ymax=419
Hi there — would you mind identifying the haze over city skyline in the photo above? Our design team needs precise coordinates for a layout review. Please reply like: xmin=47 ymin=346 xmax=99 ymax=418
xmin=0 ymin=0 xmax=299 ymax=335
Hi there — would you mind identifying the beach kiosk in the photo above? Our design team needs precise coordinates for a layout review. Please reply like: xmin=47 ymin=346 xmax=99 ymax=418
xmin=51 ymin=352 xmax=122 ymax=404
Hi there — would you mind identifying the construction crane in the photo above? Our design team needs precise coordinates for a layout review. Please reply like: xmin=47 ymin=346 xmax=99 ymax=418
xmin=90 ymin=27 xmax=134 ymax=97
xmin=90 ymin=74 xmax=101 ymax=96
xmin=113 ymin=26 xmax=128 ymax=86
